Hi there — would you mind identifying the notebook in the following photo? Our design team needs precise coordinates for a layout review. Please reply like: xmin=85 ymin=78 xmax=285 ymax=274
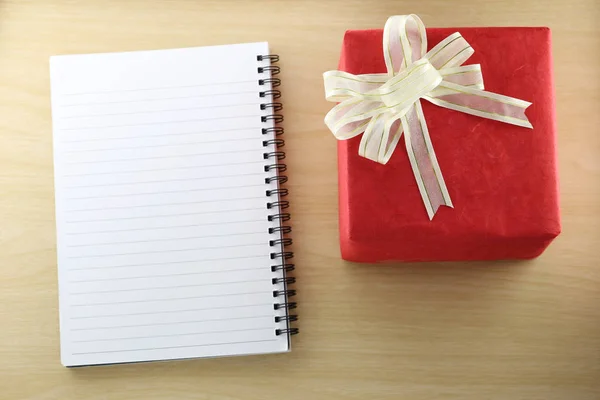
xmin=49 ymin=42 xmax=297 ymax=367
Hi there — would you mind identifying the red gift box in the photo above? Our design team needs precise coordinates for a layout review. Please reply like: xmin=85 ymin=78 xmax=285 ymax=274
xmin=337 ymin=26 xmax=560 ymax=262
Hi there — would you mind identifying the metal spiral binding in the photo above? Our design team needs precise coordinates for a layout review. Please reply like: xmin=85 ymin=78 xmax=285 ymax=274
xmin=258 ymin=53 xmax=297 ymax=338
xmin=268 ymin=214 xmax=291 ymax=223
xmin=267 ymin=200 xmax=289 ymax=210
xmin=262 ymin=127 xmax=284 ymax=136
xmin=260 ymin=90 xmax=281 ymax=100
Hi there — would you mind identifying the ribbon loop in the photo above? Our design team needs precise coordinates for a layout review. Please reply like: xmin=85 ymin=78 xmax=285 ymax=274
xmin=323 ymin=15 xmax=533 ymax=219
xmin=383 ymin=14 xmax=427 ymax=73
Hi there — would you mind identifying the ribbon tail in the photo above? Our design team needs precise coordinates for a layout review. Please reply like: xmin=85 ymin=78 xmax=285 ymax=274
xmin=424 ymin=81 xmax=533 ymax=128
xmin=402 ymin=101 xmax=453 ymax=219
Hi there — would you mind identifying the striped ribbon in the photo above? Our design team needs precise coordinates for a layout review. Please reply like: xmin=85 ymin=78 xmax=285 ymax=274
xmin=323 ymin=15 xmax=533 ymax=219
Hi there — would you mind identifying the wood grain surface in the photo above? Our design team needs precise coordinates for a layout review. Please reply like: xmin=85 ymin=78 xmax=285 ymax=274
xmin=0 ymin=0 xmax=598 ymax=399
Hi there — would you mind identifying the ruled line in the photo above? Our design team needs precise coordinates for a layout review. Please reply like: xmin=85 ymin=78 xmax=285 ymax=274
xmin=69 ymin=302 xmax=271 ymax=316
xmin=67 ymin=254 xmax=266 ymax=271
xmin=73 ymin=327 xmax=273 ymax=343
xmin=61 ymin=127 xmax=260 ymax=144
xmin=59 ymin=103 xmax=258 ymax=120
xmin=59 ymin=80 xmax=257 ymax=96
xmin=66 ymin=190 xmax=265 ymax=203
xmin=62 ymin=160 xmax=265 ymax=177
xmin=70 ymin=290 xmax=268 ymax=306
xmin=66 ymin=209 xmax=264 ymax=223
xmin=65 ymin=208 xmax=263 ymax=223
xmin=69 ymin=279 xmax=266 ymax=295
xmin=59 ymin=114 xmax=258 ymax=131
xmin=64 ymin=148 xmax=264 ymax=164
xmin=66 ymin=197 xmax=266 ymax=213
xmin=67 ymin=183 xmax=265 ymax=202
xmin=71 ymin=339 xmax=277 ymax=355
xmin=63 ymin=137 xmax=261 ymax=154
xmin=67 ymin=232 xmax=265 ymax=247
xmin=65 ymin=183 xmax=265 ymax=208
xmin=67 ymin=242 xmax=266 ymax=259
xmin=60 ymin=90 xmax=258 ymax=107
xmin=68 ymin=266 xmax=265 ymax=283
xmin=71 ymin=314 xmax=274 ymax=331
xmin=67 ymin=231 xmax=265 ymax=247
xmin=65 ymin=218 xmax=266 ymax=234
xmin=64 ymin=172 xmax=264 ymax=189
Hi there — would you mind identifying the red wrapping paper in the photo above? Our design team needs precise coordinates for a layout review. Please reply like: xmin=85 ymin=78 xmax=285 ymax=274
xmin=337 ymin=27 xmax=560 ymax=262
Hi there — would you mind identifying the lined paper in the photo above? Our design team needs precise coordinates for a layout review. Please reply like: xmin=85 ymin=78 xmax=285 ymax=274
xmin=50 ymin=42 xmax=289 ymax=366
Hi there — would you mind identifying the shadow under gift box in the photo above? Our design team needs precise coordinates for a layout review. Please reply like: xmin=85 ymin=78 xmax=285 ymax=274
xmin=336 ymin=27 xmax=560 ymax=262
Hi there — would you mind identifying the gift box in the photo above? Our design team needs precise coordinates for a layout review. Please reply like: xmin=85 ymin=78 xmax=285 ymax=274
xmin=335 ymin=24 xmax=560 ymax=262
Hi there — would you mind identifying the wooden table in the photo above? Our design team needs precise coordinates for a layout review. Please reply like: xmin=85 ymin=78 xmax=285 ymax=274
xmin=1 ymin=1 xmax=599 ymax=399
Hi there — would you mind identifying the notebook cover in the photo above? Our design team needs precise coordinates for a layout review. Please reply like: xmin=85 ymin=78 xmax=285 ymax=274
xmin=337 ymin=27 xmax=560 ymax=262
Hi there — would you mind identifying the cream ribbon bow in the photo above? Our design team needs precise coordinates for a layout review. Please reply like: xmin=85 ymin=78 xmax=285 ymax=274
xmin=323 ymin=15 xmax=533 ymax=219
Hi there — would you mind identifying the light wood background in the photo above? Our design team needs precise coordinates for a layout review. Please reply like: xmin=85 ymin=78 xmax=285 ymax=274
xmin=1 ymin=0 xmax=599 ymax=399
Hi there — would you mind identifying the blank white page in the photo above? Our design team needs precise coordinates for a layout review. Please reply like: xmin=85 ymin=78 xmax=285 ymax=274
xmin=50 ymin=42 xmax=290 ymax=367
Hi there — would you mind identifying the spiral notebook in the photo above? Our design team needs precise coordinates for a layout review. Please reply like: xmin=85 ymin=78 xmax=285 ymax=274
xmin=49 ymin=42 xmax=297 ymax=367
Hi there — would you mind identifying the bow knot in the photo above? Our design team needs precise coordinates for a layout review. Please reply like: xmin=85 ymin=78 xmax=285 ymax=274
xmin=323 ymin=15 xmax=533 ymax=219
xmin=378 ymin=58 xmax=442 ymax=113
